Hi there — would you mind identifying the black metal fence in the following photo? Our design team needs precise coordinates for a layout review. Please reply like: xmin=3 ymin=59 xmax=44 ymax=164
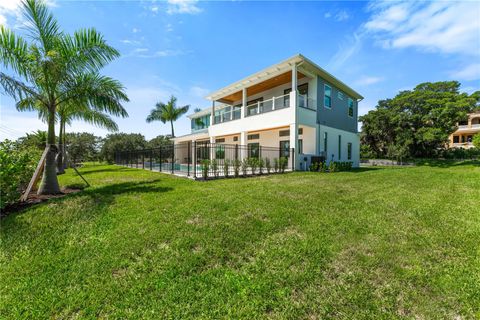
xmin=114 ymin=142 xmax=295 ymax=179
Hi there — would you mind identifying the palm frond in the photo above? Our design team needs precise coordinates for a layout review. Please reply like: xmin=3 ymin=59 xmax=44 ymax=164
xmin=0 ymin=26 xmax=30 ymax=78
xmin=69 ymin=108 xmax=119 ymax=131
xmin=58 ymin=72 xmax=129 ymax=117
xmin=59 ymin=28 xmax=120 ymax=73
xmin=0 ymin=72 xmax=44 ymax=105
xmin=22 ymin=0 xmax=61 ymax=51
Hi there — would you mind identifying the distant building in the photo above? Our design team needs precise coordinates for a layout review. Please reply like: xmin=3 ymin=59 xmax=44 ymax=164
xmin=449 ymin=112 xmax=480 ymax=149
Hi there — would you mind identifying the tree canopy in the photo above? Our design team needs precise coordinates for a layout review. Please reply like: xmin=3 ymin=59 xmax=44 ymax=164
xmin=360 ymin=81 xmax=480 ymax=159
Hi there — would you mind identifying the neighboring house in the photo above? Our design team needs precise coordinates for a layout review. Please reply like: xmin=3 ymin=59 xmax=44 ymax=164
xmin=449 ymin=112 xmax=480 ymax=149
xmin=173 ymin=54 xmax=363 ymax=169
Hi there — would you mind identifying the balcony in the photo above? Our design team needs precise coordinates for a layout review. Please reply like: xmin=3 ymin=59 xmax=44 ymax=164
xmin=246 ymin=94 xmax=290 ymax=117
xmin=297 ymin=94 xmax=316 ymax=111
xmin=213 ymin=108 xmax=241 ymax=124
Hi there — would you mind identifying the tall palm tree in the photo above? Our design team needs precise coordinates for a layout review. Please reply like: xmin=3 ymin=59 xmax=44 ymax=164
xmin=146 ymin=96 xmax=189 ymax=137
xmin=0 ymin=0 xmax=128 ymax=194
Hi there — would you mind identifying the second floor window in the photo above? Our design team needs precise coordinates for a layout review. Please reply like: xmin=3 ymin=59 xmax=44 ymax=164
xmin=191 ymin=115 xmax=210 ymax=131
xmin=324 ymin=84 xmax=332 ymax=109
xmin=348 ymin=98 xmax=354 ymax=117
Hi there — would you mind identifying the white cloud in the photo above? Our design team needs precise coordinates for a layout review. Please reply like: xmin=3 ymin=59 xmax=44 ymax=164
xmin=328 ymin=32 xmax=363 ymax=71
xmin=364 ymin=1 xmax=480 ymax=56
xmin=132 ymin=27 xmax=140 ymax=33
xmin=166 ymin=0 xmax=202 ymax=15
xmin=166 ymin=23 xmax=173 ymax=32
xmin=450 ymin=63 xmax=480 ymax=82
xmin=120 ymin=39 xmax=141 ymax=45
xmin=354 ymin=76 xmax=384 ymax=87
xmin=335 ymin=10 xmax=350 ymax=22
xmin=189 ymin=86 xmax=209 ymax=98
xmin=324 ymin=10 xmax=349 ymax=21
xmin=0 ymin=0 xmax=56 ymax=27
xmin=151 ymin=6 xmax=159 ymax=13
xmin=127 ymin=48 xmax=189 ymax=58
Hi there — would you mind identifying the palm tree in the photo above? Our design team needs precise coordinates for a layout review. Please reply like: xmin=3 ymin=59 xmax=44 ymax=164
xmin=0 ymin=0 xmax=128 ymax=194
xmin=146 ymin=96 xmax=189 ymax=137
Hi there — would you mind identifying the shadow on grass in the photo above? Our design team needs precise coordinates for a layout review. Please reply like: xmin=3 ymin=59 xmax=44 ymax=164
xmin=74 ymin=166 xmax=136 ymax=175
xmin=414 ymin=159 xmax=480 ymax=168
xmin=2 ymin=179 xmax=173 ymax=223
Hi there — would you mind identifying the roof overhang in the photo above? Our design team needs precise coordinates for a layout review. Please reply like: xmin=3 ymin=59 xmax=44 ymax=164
xmin=205 ymin=54 xmax=364 ymax=102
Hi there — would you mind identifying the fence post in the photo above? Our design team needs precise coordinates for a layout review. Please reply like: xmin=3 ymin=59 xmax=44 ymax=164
xmin=235 ymin=144 xmax=238 ymax=161
xmin=171 ymin=144 xmax=174 ymax=174
xmin=159 ymin=147 xmax=162 ymax=172
xmin=150 ymin=150 xmax=153 ymax=170
xmin=187 ymin=142 xmax=191 ymax=177
xmin=142 ymin=152 xmax=145 ymax=169
xmin=193 ymin=141 xmax=197 ymax=179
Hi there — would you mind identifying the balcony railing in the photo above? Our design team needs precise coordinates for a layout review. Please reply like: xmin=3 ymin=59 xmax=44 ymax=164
xmin=458 ymin=124 xmax=480 ymax=130
xmin=298 ymin=94 xmax=316 ymax=110
xmin=214 ymin=109 xmax=241 ymax=124
xmin=246 ymin=94 xmax=290 ymax=117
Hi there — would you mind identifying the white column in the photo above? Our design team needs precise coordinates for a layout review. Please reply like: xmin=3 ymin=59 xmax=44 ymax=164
xmin=241 ymin=88 xmax=247 ymax=118
xmin=240 ymin=131 xmax=247 ymax=160
xmin=290 ymin=63 xmax=298 ymax=170
xmin=211 ymin=101 xmax=215 ymax=125
xmin=210 ymin=136 xmax=215 ymax=160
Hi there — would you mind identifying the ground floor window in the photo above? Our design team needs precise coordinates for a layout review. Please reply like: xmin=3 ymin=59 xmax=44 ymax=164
xmin=453 ymin=136 xmax=459 ymax=143
xmin=298 ymin=139 xmax=303 ymax=154
xmin=347 ymin=142 xmax=352 ymax=160
xmin=248 ymin=143 xmax=260 ymax=158
xmin=279 ymin=140 xmax=290 ymax=158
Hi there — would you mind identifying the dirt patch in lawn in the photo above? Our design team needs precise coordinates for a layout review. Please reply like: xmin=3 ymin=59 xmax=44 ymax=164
xmin=1 ymin=187 xmax=83 ymax=218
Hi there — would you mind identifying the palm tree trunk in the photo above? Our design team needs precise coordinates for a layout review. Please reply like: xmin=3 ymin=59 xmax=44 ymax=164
xmin=56 ymin=117 xmax=65 ymax=174
xmin=170 ymin=120 xmax=175 ymax=138
xmin=38 ymin=108 xmax=61 ymax=195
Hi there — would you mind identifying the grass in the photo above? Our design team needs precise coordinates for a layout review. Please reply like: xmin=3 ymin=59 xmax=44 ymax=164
xmin=1 ymin=163 xmax=479 ymax=319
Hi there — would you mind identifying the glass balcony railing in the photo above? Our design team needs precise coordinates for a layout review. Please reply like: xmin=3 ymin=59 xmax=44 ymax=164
xmin=298 ymin=94 xmax=316 ymax=110
xmin=214 ymin=109 xmax=241 ymax=124
xmin=246 ymin=94 xmax=290 ymax=117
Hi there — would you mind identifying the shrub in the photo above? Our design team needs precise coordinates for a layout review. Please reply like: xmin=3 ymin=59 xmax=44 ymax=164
xmin=241 ymin=158 xmax=249 ymax=176
xmin=319 ymin=162 xmax=327 ymax=173
xmin=0 ymin=140 xmax=40 ymax=209
xmin=258 ymin=157 xmax=264 ymax=174
xmin=249 ymin=158 xmax=258 ymax=175
xmin=223 ymin=159 xmax=230 ymax=178
xmin=328 ymin=161 xmax=337 ymax=172
xmin=210 ymin=159 xmax=219 ymax=178
xmin=273 ymin=158 xmax=279 ymax=173
xmin=265 ymin=158 xmax=271 ymax=174
xmin=200 ymin=159 xmax=210 ymax=179
xmin=279 ymin=157 xmax=288 ymax=173
xmin=309 ymin=162 xmax=319 ymax=172
xmin=233 ymin=159 xmax=241 ymax=177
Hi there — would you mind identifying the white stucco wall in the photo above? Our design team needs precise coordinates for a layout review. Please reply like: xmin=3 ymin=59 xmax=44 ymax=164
xmin=318 ymin=125 xmax=360 ymax=167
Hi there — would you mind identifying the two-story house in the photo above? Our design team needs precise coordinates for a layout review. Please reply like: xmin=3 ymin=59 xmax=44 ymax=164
xmin=172 ymin=54 xmax=363 ymax=169
xmin=449 ymin=111 xmax=480 ymax=149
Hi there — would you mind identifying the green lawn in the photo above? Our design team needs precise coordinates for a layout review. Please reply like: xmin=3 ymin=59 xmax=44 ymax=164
xmin=1 ymin=163 xmax=479 ymax=319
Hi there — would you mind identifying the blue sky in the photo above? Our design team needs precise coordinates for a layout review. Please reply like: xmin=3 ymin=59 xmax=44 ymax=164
xmin=1 ymin=0 xmax=479 ymax=140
